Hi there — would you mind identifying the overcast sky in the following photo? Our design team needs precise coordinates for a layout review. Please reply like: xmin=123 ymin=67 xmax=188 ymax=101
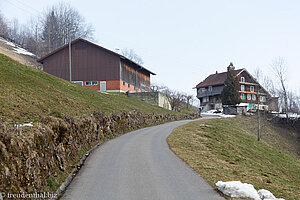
xmin=1 ymin=0 xmax=300 ymax=97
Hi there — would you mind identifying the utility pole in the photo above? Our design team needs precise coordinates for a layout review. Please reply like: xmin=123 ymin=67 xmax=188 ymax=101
xmin=68 ymin=23 xmax=72 ymax=82
xmin=257 ymin=86 xmax=261 ymax=141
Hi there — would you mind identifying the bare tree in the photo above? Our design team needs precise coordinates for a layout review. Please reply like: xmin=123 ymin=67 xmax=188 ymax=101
xmin=151 ymin=83 xmax=195 ymax=111
xmin=262 ymin=76 xmax=277 ymax=97
xmin=184 ymin=94 xmax=193 ymax=109
xmin=0 ymin=12 xmax=9 ymax=38
xmin=271 ymin=57 xmax=289 ymax=119
xmin=41 ymin=2 xmax=94 ymax=54
xmin=121 ymin=48 xmax=144 ymax=65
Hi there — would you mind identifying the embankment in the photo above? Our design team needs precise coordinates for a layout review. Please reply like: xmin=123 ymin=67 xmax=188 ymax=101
xmin=0 ymin=111 xmax=199 ymax=194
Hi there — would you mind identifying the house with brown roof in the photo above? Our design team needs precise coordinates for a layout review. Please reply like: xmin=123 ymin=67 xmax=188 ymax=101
xmin=195 ymin=63 xmax=278 ymax=112
xmin=38 ymin=38 xmax=155 ymax=92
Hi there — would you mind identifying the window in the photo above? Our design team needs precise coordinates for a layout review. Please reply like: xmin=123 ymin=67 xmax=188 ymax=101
xmin=72 ymin=81 xmax=83 ymax=86
xmin=241 ymin=93 xmax=246 ymax=100
xmin=123 ymin=81 xmax=125 ymax=86
xmin=260 ymin=96 xmax=266 ymax=102
xmin=241 ymin=77 xmax=245 ymax=82
xmin=252 ymin=94 xmax=256 ymax=101
xmin=200 ymin=88 xmax=206 ymax=93
xmin=86 ymin=81 xmax=98 ymax=86
xmin=202 ymin=97 xmax=209 ymax=103
xmin=128 ymin=84 xmax=130 ymax=88
xmin=241 ymin=85 xmax=245 ymax=91
xmin=247 ymin=94 xmax=251 ymax=100
xmin=208 ymin=86 xmax=212 ymax=92
xmin=250 ymin=86 xmax=254 ymax=92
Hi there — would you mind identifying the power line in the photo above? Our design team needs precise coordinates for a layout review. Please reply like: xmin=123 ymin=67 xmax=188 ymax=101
xmin=10 ymin=0 xmax=40 ymax=14
xmin=4 ymin=0 xmax=37 ymax=16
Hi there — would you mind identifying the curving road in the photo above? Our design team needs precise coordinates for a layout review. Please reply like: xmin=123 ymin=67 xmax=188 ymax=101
xmin=61 ymin=117 xmax=224 ymax=200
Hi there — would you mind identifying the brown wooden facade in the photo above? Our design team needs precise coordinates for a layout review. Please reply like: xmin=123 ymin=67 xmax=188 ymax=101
xmin=196 ymin=66 xmax=278 ymax=111
xmin=38 ymin=38 xmax=155 ymax=92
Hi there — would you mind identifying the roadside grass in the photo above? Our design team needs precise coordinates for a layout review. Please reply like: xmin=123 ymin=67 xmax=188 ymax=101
xmin=167 ymin=116 xmax=300 ymax=200
xmin=0 ymin=53 xmax=188 ymax=124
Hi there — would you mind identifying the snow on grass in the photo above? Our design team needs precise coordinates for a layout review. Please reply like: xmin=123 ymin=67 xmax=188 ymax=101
xmin=277 ymin=113 xmax=300 ymax=119
xmin=216 ymin=181 xmax=285 ymax=200
xmin=0 ymin=38 xmax=35 ymax=56
xmin=100 ymin=92 xmax=110 ymax=95
xmin=0 ymin=38 xmax=16 ymax=47
xmin=216 ymin=181 xmax=260 ymax=200
xmin=201 ymin=110 xmax=236 ymax=118
xmin=16 ymin=122 xmax=34 ymax=128
xmin=13 ymin=47 xmax=35 ymax=56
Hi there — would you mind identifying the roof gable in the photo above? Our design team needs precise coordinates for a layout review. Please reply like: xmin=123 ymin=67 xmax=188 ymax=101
xmin=38 ymin=38 xmax=156 ymax=75
xmin=196 ymin=67 xmax=271 ymax=97
xmin=196 ymin=68 xmax=244 ymax=88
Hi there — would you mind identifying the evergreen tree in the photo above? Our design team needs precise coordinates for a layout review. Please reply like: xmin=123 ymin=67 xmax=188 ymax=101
xmin=221 ymin=63 xmax=241 ymax=105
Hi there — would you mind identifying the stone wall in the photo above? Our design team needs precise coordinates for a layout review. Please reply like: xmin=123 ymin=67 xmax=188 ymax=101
xmin=128 ymin=92 xmax=171 ymax=110
xmin=0 ymin=111 xmax=199 ymax=194
xmin=223 ymin=105 xmax=247 ymax=115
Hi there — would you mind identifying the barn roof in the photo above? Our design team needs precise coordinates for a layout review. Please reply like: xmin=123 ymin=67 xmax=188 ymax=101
xmin=195 ymin=68 xmax=244 ymax=88
xmin=38 ymin=38 xmax=156 ymax=75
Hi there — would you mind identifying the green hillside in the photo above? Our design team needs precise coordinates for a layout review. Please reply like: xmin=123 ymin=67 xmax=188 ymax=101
xmin=0 ymin=53 xmax=177 ymax=124
xmin=168 ymin=116 xmax=300 ymax=200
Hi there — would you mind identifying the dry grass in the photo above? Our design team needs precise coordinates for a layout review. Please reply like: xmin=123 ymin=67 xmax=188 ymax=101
xmin=0 ymin=53 xmax=189 ymax=124
xmin=167 ymin=116 xmax=300 ymax=200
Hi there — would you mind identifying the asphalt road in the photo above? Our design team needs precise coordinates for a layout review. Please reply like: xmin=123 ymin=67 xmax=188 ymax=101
xmin=61 ymin=117 xmax=224 ymax=200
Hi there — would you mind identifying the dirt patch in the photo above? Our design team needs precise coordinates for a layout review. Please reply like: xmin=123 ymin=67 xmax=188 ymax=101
xmin=0 ymin=37 xmax=42 ymax=69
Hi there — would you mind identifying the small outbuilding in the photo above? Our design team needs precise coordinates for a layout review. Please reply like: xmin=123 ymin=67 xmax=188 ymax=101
xmin=38 ymin=38 xmax=156 ymax=92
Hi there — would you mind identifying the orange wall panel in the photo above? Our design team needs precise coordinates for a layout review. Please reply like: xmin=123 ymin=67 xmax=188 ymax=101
xmin=83 ymin=81 xmax=100 ymax=91
xmin=106 ymin=80 xmax=121 ymax=91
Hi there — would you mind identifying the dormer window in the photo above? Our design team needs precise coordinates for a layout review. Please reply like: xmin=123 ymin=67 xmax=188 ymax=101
xmin=241 ymin=85 xmax=245 ymax=91
xmin=241 ymin=77 xmax=245 ymax=82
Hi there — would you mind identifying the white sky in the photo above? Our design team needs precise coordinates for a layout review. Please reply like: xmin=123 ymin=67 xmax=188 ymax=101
xmin=1 ymin=0 xmax=300 ymax=97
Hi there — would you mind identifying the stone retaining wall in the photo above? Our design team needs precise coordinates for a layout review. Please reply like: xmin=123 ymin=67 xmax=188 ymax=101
xmin=0 ymin=111 xmax=199 ymax=194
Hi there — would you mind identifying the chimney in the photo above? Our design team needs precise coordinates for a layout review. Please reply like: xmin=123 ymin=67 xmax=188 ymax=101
xmin=227 ymin=62 xmax=235 ymax=71
xmin=216 ymin=71 xmax=218 ymax=74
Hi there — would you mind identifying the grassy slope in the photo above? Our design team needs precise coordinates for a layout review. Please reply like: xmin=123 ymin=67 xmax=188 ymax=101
xmin=167 ymin=116 xmax=300 ymax=200
xmin=0 ymin=53 xmax=180 ymax=124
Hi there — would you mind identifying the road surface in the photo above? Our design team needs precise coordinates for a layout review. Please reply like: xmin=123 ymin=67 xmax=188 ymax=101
xmin=61 ymin=117 xmax=224 ymax=200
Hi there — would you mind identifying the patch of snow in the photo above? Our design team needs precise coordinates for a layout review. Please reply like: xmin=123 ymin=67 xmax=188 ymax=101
xmin=201 ymin=110 xmax=236 ymax=118
xmin=0 ymin=38 xmax=35 ymax=56
xmin=238 ymin=103 xmax=249 ymax=107
xmin=13 ymin=47 xmax=35 ymax=56
xmin=216 ymin=181 xmax=260 ymax=200
xmin=16 ymin=122 xmax=34 ymax=128
xmin=1 ymin=39 xmax=17 ymax=47
xmin=258 ymin=189 xmax=278 ymax=200
xmin=277 ymin=113 xmax=300 ymax=119
xmin=199 ymin=124 xmax=213 ymax=127
xmin=216 ymin=181 xmax=285 ymax=200
xmin=218 ymin=113 xmax=236 ymax=118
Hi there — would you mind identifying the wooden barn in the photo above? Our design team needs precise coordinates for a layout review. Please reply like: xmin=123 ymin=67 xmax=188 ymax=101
xmin=38 ymin=38 xmax=155 ymax=92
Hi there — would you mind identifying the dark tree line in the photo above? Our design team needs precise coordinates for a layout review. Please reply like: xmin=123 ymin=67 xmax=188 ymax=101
xmin=0 ymin=2 xmax=94 ymax=57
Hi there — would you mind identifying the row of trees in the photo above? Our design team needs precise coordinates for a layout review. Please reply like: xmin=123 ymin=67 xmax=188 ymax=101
xmin=258 ymin=57 xmax=300 ymax=114
xmin=0 ymin=2 xmax=94 ymax=57
xmin=151 ymin=84 xmax=196 ymax=112
xmin=221 ymin=58 xmax=300 ymax=114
